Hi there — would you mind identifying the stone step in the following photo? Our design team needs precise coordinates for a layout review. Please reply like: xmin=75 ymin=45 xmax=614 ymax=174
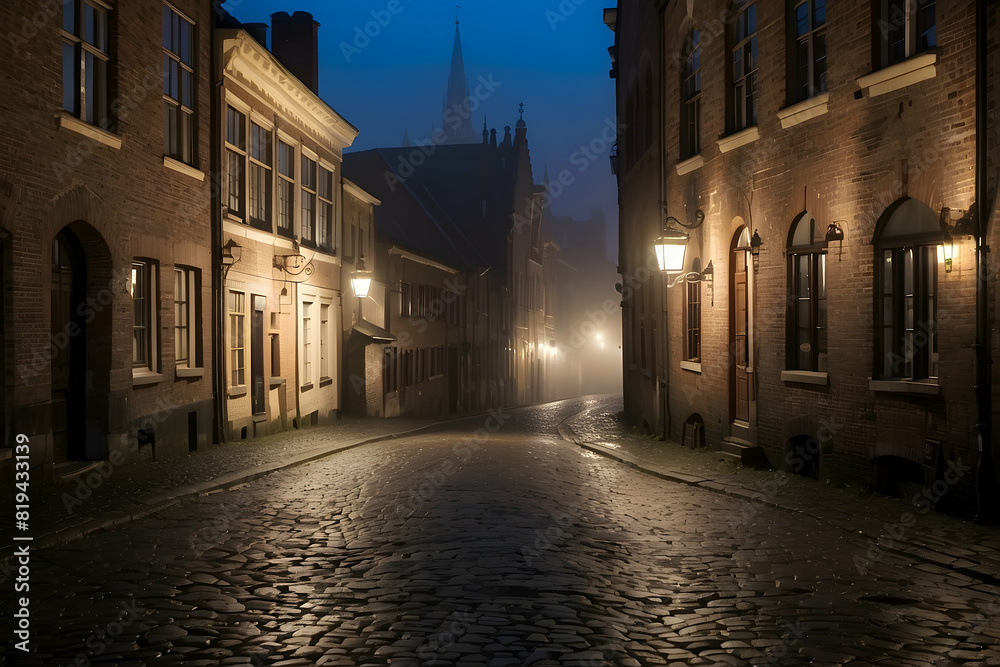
xmin=714 ymin=436 xmax=769 ymax=469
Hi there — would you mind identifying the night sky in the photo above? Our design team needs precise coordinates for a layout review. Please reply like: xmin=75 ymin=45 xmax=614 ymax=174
xmin=221 ymin=0 xmax=618 ymax=253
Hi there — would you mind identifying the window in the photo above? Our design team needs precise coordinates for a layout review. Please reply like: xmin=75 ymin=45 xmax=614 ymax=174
xmin=301 ymin=155 xmax=317 ymax=245
xmin=318 ymin=166 xmax=334 ymax=251
xmin=163 ymin=4 xmax=195 ymax=164
xmin=790 ymin=0 xmax=827 ymax=103
xmin=174 ymin=267 xmax=200 ymax=368
xmin=875 ymin=199 xmax=942 ymax=380
xmin=876 ymin=0 xmax=936 ymax=68
xmin=685 ymin=280 xmax=701 ymax=362
xmin=228 ymin=290 xmax=245 ymax=386
xmin=277 ymin=140 xmax=295 ymax=237
xmin=302 ymin=301 xmax=312 ymax=386
xmin=249 ymin=123 xmax=272 ymax=230
xmin=225 ymin=106 xmax=246 ymax=219
xmin=786 ymin=214 xmax=827 ymax=372
xmin=681 ymin=29 xmax=702 ymax=159
xmin=131 ymin=260 xmax=158 ymax=372
xmin=400 ymin=283 xmax=411 ymax=317
xmin=732 ymin=1 xmax=758 ymax=131
xmin=320 ymin=303 xmax=330 ymax=380
xmin=62 ymin=0 xmax=111 ymax=127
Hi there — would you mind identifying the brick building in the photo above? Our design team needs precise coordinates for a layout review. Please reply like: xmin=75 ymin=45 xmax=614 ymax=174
xmin=0 ymin=0 xmax=217 ymax=486
xmin=609 ymin=0 xmax=1000 ymax=516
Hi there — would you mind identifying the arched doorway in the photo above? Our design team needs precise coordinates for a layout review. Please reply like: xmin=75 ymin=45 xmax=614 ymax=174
xmin=730 ymin=226 xmax=751 ymax=436
xmin=51 ymin=225 xmax=111 ymax=463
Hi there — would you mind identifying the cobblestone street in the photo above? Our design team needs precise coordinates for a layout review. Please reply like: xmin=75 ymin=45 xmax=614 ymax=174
xmin=3 ymin=398 xmax=1000 ymax=665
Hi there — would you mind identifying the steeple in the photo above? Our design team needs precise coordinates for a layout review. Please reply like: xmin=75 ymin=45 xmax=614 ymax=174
xmin=443 ymin=7 xmax=477 ymax=144
xmin=401 ymin=127 xmax=411 ymax=147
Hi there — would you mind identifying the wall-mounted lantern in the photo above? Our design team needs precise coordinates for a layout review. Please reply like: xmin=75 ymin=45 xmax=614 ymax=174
xmin=221 ymin=239 xmax=242 ymax=279
xmin=351 ymin=253 xmax=373 ymax=299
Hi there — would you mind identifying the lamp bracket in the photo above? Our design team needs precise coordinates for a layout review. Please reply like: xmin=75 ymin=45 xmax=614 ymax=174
xmin=273 ymin=250 xmax=315 ymax=282
xmin=664 ymin=208 xmax=705 ymax=231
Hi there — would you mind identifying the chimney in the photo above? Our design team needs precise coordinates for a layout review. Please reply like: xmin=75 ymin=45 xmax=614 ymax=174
xmin=243 ymin=22 xmax=268 ymax=49
xmin=270 ymin=11 xmax=319 ymax=94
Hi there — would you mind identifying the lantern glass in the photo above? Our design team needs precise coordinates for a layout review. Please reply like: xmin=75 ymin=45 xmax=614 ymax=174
xmin=653 ymin=232 xmax=688 ymax=272
xmin=351 ymin=271 xmax=372 ymax=299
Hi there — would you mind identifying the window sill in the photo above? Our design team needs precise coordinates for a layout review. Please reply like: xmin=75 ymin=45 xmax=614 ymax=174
xmin=253 ymin=412 xmax=268 ymax=423
xmin=675 ymin=154 xmax=704 ymax=176
xmin=869 ymin=379 xmax=941 ymax=396
xmin=175 ymin=366 xmax=204 ymax=379
xmin=163 ymin=156 xmax=205 ymax=181
xmin=777 ymin=93 xmax=830 ymax=129
xmin=781 ymin=370 xmax=829 ymax=386
xmin=301 ymin=383 xmax=314 ymax=392
xmin=228 ymin=385 xmax=248 ymax=398
xmin=716 ymin=126 xmax=759 ymax=154
xmin=269 ymin=377 xmax=285 ymax=388
xmin=858 ymin=52 xmax=937 ymax=98
xmin=319 ymin=377 xmax=333 ymax=388
xmin=680 ymin=360 xmax=702 ymax=374
xmin=132 ymin=370 xmax=164 ymax=387
xmin=58 ymin=114 xmax=122 ymax=150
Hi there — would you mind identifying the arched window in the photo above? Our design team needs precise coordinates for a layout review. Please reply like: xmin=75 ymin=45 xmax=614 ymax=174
xmin=786 ymin=212 xmax=827 ymax=372
xmin=874 ymin=198 xmax=943 ymax=380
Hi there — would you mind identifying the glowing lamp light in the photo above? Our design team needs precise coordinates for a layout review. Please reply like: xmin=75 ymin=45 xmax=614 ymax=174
xmin=938 ymin=239 xmax=954 ymax=273
xmin=351 ymin=254 xmax=372 ymax=299
xmin=653 ymin=229 xmax=689 ymax=272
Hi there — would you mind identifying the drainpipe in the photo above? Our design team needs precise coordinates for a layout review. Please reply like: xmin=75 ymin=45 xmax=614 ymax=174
xmin=975 ymin=0 xmax=996 ymax=524
xmin=658 ymin=0 xmax=672 ymax=441
xmin=211 ymin=33 xmax=228 ymax=445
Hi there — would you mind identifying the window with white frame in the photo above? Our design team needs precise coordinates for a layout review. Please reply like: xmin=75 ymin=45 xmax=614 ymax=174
xmin=681 ymin=29 xmax=702 ymax=159
xmin=685 ymin=279 xmax=701 ymax=362
xmin=875 ymin=0 xmax=936 ymax=68
xmin=318 ymin=166 xmax=334 ymax=251
xmin=302 ymin=301 xmax=313 ymax=386
xmin=163 ymin=4 xmax=195 ymax=164
xmin=790 ymin=0 xmax=827 ymax=103
xmin=225 ymin=106 xmax=246 ymax=219
xmin=277 ymin=140 xmax=295 ymax=237
xmin=62 ymin=0 xmax=112 ymax=128
xmin=875 ymin=198 xmax=942 ymax=381
xmin=787 ymin=214 xmax=827 ymax=372
xmin=249 ymin=122 xmax=272 ymax=230
xmin=174 ymin=266 xmax=200 ymax=369
xmin=301 ymin=155 xmax=317 ymax=245
xmin=731 ymin=1 xmax=758 ymax=132
xmin=320 ymin=303 xmax=330 ymax=380
xmin=132 ymin=260 xmax=158 ymax=373
xmin=228 ymin=290 xmax=245 ymax=387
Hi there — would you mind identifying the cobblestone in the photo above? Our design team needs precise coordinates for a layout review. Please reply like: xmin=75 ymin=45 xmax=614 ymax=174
xmin=1 ymin=397 xmax=999 ymax=665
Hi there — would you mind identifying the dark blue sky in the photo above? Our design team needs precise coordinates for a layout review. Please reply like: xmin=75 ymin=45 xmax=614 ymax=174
xmin=222 ymin=1 xmax=618 ymax=253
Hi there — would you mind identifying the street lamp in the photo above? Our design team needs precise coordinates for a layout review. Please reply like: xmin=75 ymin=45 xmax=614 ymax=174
xmin=351 ymin=253 xmax=372 ymax=299
xmin=653 ymin=229 xmax=689 ymax=273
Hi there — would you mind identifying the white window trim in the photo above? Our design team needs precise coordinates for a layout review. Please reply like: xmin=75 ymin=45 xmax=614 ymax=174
xmin=174 ymin=266 xmax=201 ymax=373
xmin=59 ymin=114 xmax=122 ymax=150
xmin=777 ymin=92 xmax=830 ymax=129
xmin=717 ymin=125 xmax=759 ymax=154
xmin=132 ymin=260 xmax=160 ymax=381
xmin=858 ymin=52 xmax=937 ymax=98
xmin=675 ymin=154 xmax=704 ymax=176
xmin=228 ymin=288 xmax=247 ymax=391
xmin=680 ymin=360 xmax=702 ymax=374
xmin=163 ymin=156 xmax=205 ymax=181
xmin=781 ymin=370 xmax=828 ymax=385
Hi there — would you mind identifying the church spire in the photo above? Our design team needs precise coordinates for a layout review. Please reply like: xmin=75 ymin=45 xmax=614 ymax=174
xmin=443 ymin=7 xmax=477 ymax=144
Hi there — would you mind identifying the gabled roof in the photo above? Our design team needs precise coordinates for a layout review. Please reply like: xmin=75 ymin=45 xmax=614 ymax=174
xmin=343 ymin=145 xmax=515 ymax=278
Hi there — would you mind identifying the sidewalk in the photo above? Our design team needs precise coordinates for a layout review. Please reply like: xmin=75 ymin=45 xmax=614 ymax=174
xmin=0 ymin=416 xmax=437 ymax=562
xmin=558 ymin=395 xmax=1000 ymax=588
